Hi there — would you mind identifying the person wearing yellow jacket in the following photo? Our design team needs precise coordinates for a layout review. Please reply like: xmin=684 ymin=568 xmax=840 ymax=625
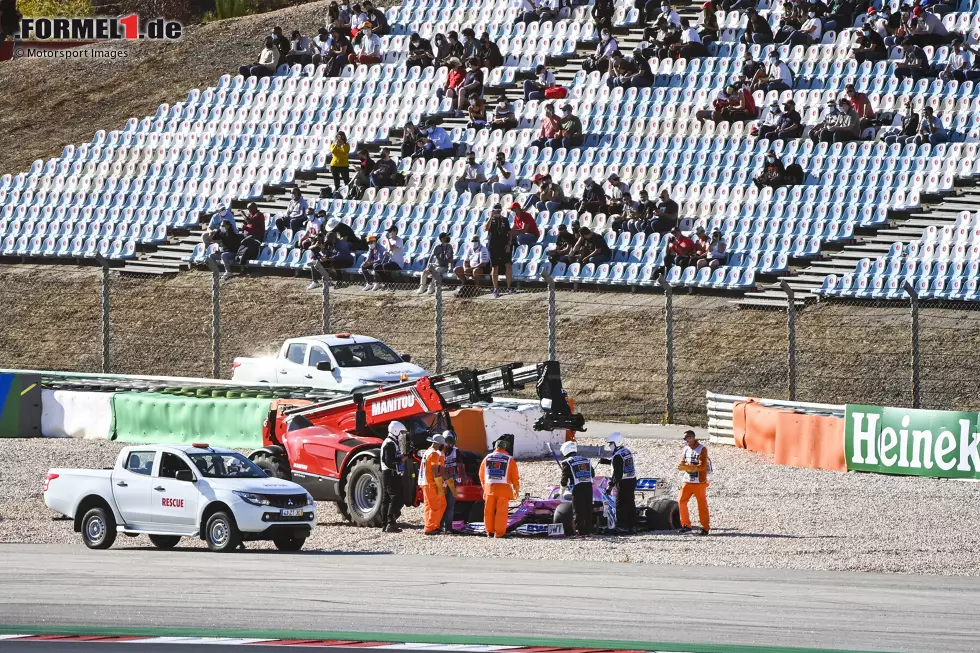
xmin=479 ymin=434 xmax=520 ymax=539
xmin=677 ymin=429 xmax=711 ymax=536
xmin=419 ymin=434 xmax=448 ymax=535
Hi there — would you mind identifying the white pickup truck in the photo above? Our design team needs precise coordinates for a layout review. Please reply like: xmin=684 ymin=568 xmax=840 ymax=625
xmin=44 ymin=443 xmax=316 ymax=553
xmin=231 ymin=334 xmax=429 ymax=391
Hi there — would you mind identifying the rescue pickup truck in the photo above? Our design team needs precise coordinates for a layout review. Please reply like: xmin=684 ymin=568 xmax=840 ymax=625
xmin=231 ymin=334 xmax=428 ymax=391
xmin=44 ymin=443 xmax=316 ymax=552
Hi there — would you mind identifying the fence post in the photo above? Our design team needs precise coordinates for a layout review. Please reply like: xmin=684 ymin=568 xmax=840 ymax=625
xmin=658 ymin=274 xmax=675 ymax=423
xmin=547 ymin=274 xmax=557 ymax=361
xmin=434 ymin=275 xmax=444 ymax=373
xmin=205 ymin=254 xmax=222 ymax=379
xmin=96 ymin=254 xmax=111 ymax=373
xmin=904 ymin=281 xmax=920 ymax=408
xmin=314 ymin=262 xmax=331 ymax=333
xmin=780 ymin=280 xmax=797 ymax=401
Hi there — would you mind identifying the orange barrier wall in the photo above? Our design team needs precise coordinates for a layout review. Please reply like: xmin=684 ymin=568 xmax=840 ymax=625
xmin=774 ymin=412 xmax=847 ymax=472
xmin=733 ymin=401 xmax=786 ymax=454
xmin=449 ymin=408 xmax=488 ymax=453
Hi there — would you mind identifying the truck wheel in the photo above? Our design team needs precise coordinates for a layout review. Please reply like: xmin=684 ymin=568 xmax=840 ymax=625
xmin=273 ymin=536 xmax=307 ymax=552
xmin=645 ymin=499 xmax=681 ymax=530
xmin=552 ymin=502 xmax=574 ymax=537
xmin=204 ymin=511 xmax=242 ymax=553
xmin=344 ymin=458 xmax=384 ymax=527
xmin=148 ymin=535 xmax=181 ymax=549
xmin=81 ymin=507 xmax=116 ymax=550
xmin=252 ymin=453 xmax=291 ymax=480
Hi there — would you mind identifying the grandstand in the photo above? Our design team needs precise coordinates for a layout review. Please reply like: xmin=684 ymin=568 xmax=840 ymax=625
xmin=3 ymin=0 xmax=980 ymax=308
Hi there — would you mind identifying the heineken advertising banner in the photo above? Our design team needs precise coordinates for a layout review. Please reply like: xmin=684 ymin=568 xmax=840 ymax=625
xmin=845 ymin=405 xmax=980 ymax=479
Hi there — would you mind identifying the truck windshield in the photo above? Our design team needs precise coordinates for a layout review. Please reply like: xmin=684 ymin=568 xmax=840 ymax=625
xmin=329 ymin=342 xmax=402 ymax=368
xmin=187 ymin=452 xmax=266 ymax=478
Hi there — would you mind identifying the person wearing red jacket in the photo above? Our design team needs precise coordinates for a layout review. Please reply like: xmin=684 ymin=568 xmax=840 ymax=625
xmin=233 ymin=202 xmax=266 ymax=278
xmin=510 ymin=203 xmax=540 ymax=247
xmin=666 ymin=227 xmax=697 ymax=270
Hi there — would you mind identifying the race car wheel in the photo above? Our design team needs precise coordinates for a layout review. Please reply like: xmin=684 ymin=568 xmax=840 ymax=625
xmin=467 ymin=500 xmax=485 ymax=523
xmin=205 ymin=511 xmax=241 ymax=553
xmin=273 ymin=536 xmax=307 ymax=552
xmin=81 ymin=507 xmax=116 ymax=550
xmin=552 ymin=502 xmax=574 ymax=537
xmin=252 ymin=453 xmax=291 ymax=480
xmin=344 ymin=458 xmax=384 ymax=527
xmin=645 ymin=499 xmax=681 ymax=530
xmin=148 ymin=535 xmax=181 ymax=549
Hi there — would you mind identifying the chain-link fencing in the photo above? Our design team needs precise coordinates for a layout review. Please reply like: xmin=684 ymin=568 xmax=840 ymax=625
xmin=919 ymin=299 xmax=980 ymax=412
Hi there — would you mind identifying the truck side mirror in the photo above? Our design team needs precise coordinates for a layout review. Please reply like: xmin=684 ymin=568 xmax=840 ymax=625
xmin=316 ymin=361 xmax=333 ymax=371
xmin=175 ymin=470 xmax=195 ymax=482
xmin=401 ymin=354 xmax=412 ymax=362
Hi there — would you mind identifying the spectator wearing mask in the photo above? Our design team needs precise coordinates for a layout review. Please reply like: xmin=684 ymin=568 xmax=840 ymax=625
xmin=852 ymin=24 xmax=888 ymax=63
xmin=432 ymin=33 xmax=459 ymax=66
xmin=584 ymin=29 xmax=618 ymax=73
xmin=940 ymin=39 xmax=972 ymax=82
xmin=285 ymin=30 xmax=312 ymax=66
xmin=467 ymin=96 xmax=488 ymax=128
xmin=308 ymin=232 xmax=355 ymax=289
xmin=322 ymin=27 xmax=352 ymax=77
xmin=532 ymin=104 xmax=562 ymax=147
xmin=476 ymin=32 xmax=504 ymax=69
xmin=481 ymin=151 xmax=516 ymax=195
xmin=456 ymin=152 xmax=486 ymax=194
xmin=548 ymin=223 xmax=578 ymax=264
xmin=277 ymin=187 xmax=308 ymax=232
xmin=444 ymin=58 xmax=466 ymax=99
xmin=370 ymin=150 xmax=399 ymax=187
xmin=510 ymin=203 xmax=540 ymax=247
xmin=577 ymin=178 xmax=607 ymax=215
xmin=367 ymin=226 xmax=405 ymax=290
xmin=327 ymin=1 xmax=349 ymax=30
xmin=905 ymin=6 xmax=949 ymax=47
xmin=607 ymin=50 xmax=651 ymax=89
xmin=360 ymin=236 xmax=385 ymax=290
xmin=557 ymin=104 xmax=584 ymax=148
xmin=698 ymin=229 xmax=727 ymax=271
xmin=362 ymin=0 xmax=389 ymax=36
xmin=311 ymin=27 xmax=331 ymax=66
xmin=754 ymin=101 xmax=783 ymax=138
xmin=740 ymin=49 xmax=763 ymax=79
xmin=349 ymin=5 xmax=369 ymax=34
xmin=240 ymin=37 xmax=280 ymax=78
xmin=604 ymin=174 xmax=629 ymax=216
xmin=489 ymin=97 xmax=518 ymax=131
xmin=524 ymin=64 xmax=557 ymax=100
xmin=485 ymin=204 xmax=514 ymax=297
xmin=844 ymin=83 xmax=876 ymax=129
xmin=664 ymin=227 xmax=697 ymax=270
xmin=646 ymin=0 xmax=681 ymax=29
xmin=237 ymin=202 xmax=266 ymax=276
xmin=574 ymin=227 xmax=612 ymax=265
xmin=418 ymin=119 xmax=455 ymax=160
xmin=454 ymin=235 xmax=491 ymax=294
xmin=418 ymin=232 xmax=455 ymax=294
xmin=780 ymin=7 xmax=822 ymax=47
xmin=401 ymin=122 xmax=420 ymax=158
xmin=882 ymin=97 xmax=920 ymax=144
xmin=349 ymin=23 xmax=382 ymax=65
xmin=271 ymin=26 xmax=291 ymax=61
xmin=202 ymin=206 xmax=237 ymax=247
xmin=651 ymin=190 xmax=679 ymax=234
xmin=753 ymin=151 xmax=786 ymax=189
xmin=460 ymin=29 xmax=479 ymax=60
xmin=330 ymin=131 xmax=351 ymax=193
xmin=822 ymin=97 xmax=860 ymax=143
xmin=895 ymin=39 xmax=931 ymax=80
xmin=743 ymin=9 xmax=774 ymax=45
xmin=753 ymin=52 xmax=793 ymax=92
xmin=454 ymin=58 xmax=485 ymax=114
xmin=758 ymin=99 xmax=802 ymax=140
xmin=215 ymin=218 xmax=243 ymax=281
xmin=407 ymin=32 xmax=434 ymax=68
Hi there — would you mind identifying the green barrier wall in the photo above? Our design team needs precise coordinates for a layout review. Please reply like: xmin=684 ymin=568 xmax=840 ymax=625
xmin=111 ymin=393 xmax=269 ymax=448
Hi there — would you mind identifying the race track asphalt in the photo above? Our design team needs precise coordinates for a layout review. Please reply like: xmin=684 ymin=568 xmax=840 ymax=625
xmin=1 ymin=544 xmax=977 ymax=653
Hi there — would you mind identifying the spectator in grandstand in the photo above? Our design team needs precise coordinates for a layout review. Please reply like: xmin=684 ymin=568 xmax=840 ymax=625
xmin=458 ymin=28 xmax=478 ymax=59
xmin=757 ymin=99 xmax=802 ymax=140
xmin=698 ymin=83 xmax=757 ymax=123
xmin=367 ymin=225 xmax=405 ymax=290
xmin=663 ymin=227 xmax=697 ymax=271
xmin=531 ymin=104 xmax=562 ymax=147
xmin=531 ymin=175 xmax=566 ymax=211
xmin=651 ymin=190 xmax=679 ymax=234
xmin=455 ymin=152 xmax=486 ymax=194
xmin=434 ymin=33 xmax=462 ymax=66
xmin=574 ymin=227 xmax=612 ymax=266
xmin=312 ymin=27 xmax=331 ymax=65
xmin=476 ymin=32 xmax=504 ymax=69
xmin=607 ymin=51 xmax=651 ymax=88
xmin=363 ymin=1 xmax=389 ymax=36
xmin=237 ymin=202 xmax=266 ymax=275
xmin=329 ymin=131 xmax=351 ymax=193
xmin=821 ymin=98 xmax=861 ymax=143
xmin=913 ymin=106 xmax=945 ymax=145
xmin=202 ymin=206 xmax=237 ymax=247
xmin=484 ymin=204 xmax=514 ymax=297
xmin=548 ymin=224 xmax=578 ymax=265
xmin=772 ymin=3 xmax=804 ymax=43
xmin=326 ymin=217 xmax=368 ymax=252
xmin=444 ymin=58 xmax=467 ymax=98
xmin=844 ymin=83 xmax=876 ymax=130
xmin=524 ymin=64 xmax=557 ymax=100
xmin=401 ymin=122 xmax=420 ymax=158
xmin=349 ymin=22 xmax=382 ymax=65
xmin=584 ymin=29 xmax=619 ymax=73
xmin=894 ymin=39 xmax=931 ymax=80
xmin=605 ymin=174 xmax=630 ymax=216
xmin=518 ymin=0 xmax=541 ymax=23
xmin=556 ymin=104 xmax=584 ymax=148
xmin=320 ymin=26 xmax=352 ymax=77
xmin=407 ymin=33 xmax=434 ymax=68
xmin=489 ymin=97 xmax=519 ymax=131
xmin=577 ymin=178 xmax=607 ymax=215
xmin=481 ymin=151 xmax=517 ymax=195
xmin=670 ymin=18 xmax=709 ymax=59
xmin=753 ymin=151 xmax=787 ymax=189
xmin=240 ymin=37 xmax=280 ymax=78
xmin=327 ymin=1 xmax=350 ymax=31
xmin=692 ymin=225 xmax=710 ymax=263
xmin=940 ymin=39 xmax=972 ymax=82
xmin=360 ymin=236 xmax=385 ymax=290
xmin=592 ymin=0 xmax=615 ymax=33
xmin=216 ymin=218 xmax=243 ymax=281
xmin=740 ymin=49 xmax=763 ymax=80
xmin=467 ymin=96 xmax=488 ymax=128
xmin=962 ymin=43 xmax=980 ymax=81
xmin=277 ymin=187 xmax=309 ymax=233
xmin=454 ymin=58 xmax=485 ymax=114
xmin=299 ymin=210 xmax=328 ymax=250
xmin=308 ymin=233 xmax=355 ymax=290
xmin=698 ymin=2 xmax=719 ymax=43
xmin=752 ymin=51 xmax=793 ymax=92
xmin=538 ymin=0 xmax=560 ymax=23
xmin=808 ymin=100 xmax=842 ymax=142
xmin=904 ymin=6 xmax=950 ymax=47
xmin=454 ymin=235 xmax=491 ymax=294
xmin=418 ymin=119 xmax=456 ymax=160
xmin=697 ymin=229 xmax=727 ymax=271
xmin=511 ymin=203 xmax=541 ymax=247
xmin=851 ymin=24 xmax=888 ymax=63
xmin=271 ymin=26 xmax=291 ymax=61
xmin=647 ymin=0 xmax=681 ymax=28
xmin=779 ymin=5 xmax=822 ymax=46
xmin=370 ymin=150 xmax=399 ymax=188
xmin=754 ymin=101 xmax=784 ymax=137
xmin=349 ymin=6 xmax=370 ymax=35
xmin=285 ymin=30 xmax=313 ymax=67
xmin=881 ymin=97 xmax=920 ymax=144
xmin=418 ymin=232 xmax=455 ymax=294
xmin=742 ymin=9 xmax=774 ymax=45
